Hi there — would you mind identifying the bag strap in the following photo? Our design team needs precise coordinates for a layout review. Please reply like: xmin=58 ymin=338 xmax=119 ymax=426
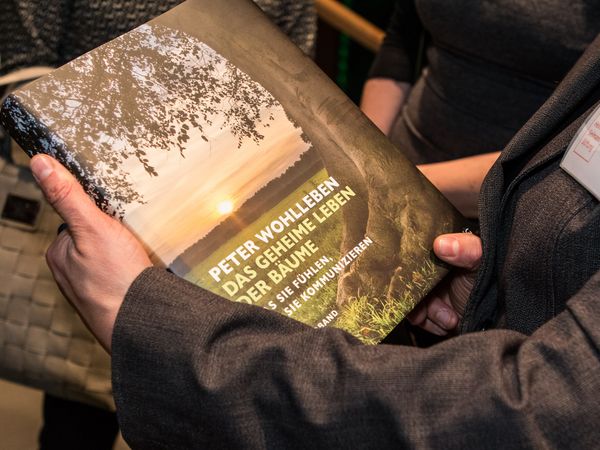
xmin=0 ymin=66 xmax=55 ymax=87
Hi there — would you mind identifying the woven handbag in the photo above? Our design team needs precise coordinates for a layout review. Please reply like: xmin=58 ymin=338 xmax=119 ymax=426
xmin=0 ymin=112 xmax=114 ymax=411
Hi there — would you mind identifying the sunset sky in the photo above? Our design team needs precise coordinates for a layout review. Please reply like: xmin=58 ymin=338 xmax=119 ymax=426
xmin=121 ymin=103 xmax=311 ymax=265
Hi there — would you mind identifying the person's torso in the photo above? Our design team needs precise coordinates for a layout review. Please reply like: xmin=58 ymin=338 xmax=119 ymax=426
xmin=461 ymin=48 xmax=600 ymax=334
xmin=493 ymin=109 xmax=600 ymax=334
xmin=396 ymin=0 xmax=600 ymax=163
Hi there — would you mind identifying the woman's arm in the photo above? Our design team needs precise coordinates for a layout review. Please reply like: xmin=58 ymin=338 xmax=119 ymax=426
xmin=113 ymin=266 xmax=600 ymax=449
xmin=360 ymin=78 xmax=411 ymax=134
xmin=361 ymin=0 xmax=421 ymax=134
xmin=418 ymin=151 xmax=500 ymax=218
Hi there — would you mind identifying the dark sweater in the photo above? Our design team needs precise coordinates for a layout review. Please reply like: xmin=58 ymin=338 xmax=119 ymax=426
xmin=370 ymin=0 xmax=600 ymax=163
xmin=0 ymin=0 xmax=316 ymax=76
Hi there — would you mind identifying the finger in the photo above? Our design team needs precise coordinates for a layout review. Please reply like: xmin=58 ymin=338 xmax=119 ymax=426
xmin=420 ymin=318 xmax=448 ymax=336
xmin=30 ymin=155 xmax=103 ymax=236
xmin=46 ymin=247 xmax=105 ymax=350
xmin=57 ymin=223 xmax=69 ymax=235
xmin=46 ymin=234 xmax=78 ymax=302
xmin=406 ymin=301 xmax=429 ymax=326
xmin=426 ymin=297 xmax=459 ymax=331
xmin=433 ymin=233 xmax=482 ymax=270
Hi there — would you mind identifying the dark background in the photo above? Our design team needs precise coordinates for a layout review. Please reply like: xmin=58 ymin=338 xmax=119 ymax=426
xmin=315 ymin=0 xmax=396 ymax=104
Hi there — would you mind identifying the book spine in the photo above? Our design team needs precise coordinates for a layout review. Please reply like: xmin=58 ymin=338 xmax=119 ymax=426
xmin=1 ymin=94 xmax=61 ymax=160
xmin=0 ymin=94 xmax=109 ymax=212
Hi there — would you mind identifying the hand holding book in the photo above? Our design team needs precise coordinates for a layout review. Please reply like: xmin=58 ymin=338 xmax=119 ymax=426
xmin=30 ymin=154 xmax=152 ymax=353
xmin=407 ymin=233 xmax=482 ymax=335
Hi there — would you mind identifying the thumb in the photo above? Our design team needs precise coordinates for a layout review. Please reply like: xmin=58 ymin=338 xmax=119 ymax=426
xmin=433 ymin=233 xmax=482 ymax=271
xmin=30 ymin=154 xmax=102 ymax=235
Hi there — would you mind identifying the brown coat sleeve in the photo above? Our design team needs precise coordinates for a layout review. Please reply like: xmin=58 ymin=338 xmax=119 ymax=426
xmin=111 ymin=267 xmax=600 ymax=449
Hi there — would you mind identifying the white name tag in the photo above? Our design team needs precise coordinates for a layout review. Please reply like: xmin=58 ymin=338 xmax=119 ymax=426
xmin=561 ymin=104 xmax=600 ymax=200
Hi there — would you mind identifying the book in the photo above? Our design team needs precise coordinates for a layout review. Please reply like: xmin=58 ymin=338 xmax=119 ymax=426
xmin=0 ymin=0 xmax=465 ymax=344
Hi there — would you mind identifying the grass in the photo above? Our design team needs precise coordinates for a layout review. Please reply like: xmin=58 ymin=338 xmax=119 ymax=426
xmin=334 ymin=257 xmax=439 ymax=345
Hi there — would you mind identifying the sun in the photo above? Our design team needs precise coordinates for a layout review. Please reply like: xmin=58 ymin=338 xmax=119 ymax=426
xmin=217 ymin=199 xmax=234 ymax=215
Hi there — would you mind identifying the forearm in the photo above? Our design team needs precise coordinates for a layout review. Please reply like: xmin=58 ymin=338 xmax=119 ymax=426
xmin=418 ymin=151 xmax=500 ymax=218
xmin=360 ymin=78 xmax=411 ymax=135
xmin=112 ymin=267 xmax=600 ymax=449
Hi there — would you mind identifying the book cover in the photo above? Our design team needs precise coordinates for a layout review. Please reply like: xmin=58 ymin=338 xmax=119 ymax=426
xmin=1 ymin=0 xmax=465 ymax=344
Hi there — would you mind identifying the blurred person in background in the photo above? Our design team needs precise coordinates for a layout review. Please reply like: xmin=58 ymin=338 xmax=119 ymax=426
xmin=361 ymin=0 xmax=600 ymax=219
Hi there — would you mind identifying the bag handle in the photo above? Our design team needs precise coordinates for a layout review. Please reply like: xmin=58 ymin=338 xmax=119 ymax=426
xmin=0 ymin=66 xmax=54 ymax=87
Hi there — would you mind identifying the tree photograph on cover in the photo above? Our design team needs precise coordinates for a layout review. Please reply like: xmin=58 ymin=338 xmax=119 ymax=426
xmin=13 ymin=24 xmax=315 ymax=264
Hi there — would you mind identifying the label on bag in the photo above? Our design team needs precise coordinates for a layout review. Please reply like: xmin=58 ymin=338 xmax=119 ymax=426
xmin=561 ymin=104 xmax=600 ymax=200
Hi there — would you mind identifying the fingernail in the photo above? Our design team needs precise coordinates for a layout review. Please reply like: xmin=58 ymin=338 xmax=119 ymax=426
xmin=30 ymin=156 xmax=54 ymax=182
xmin=437 ymin=238 xmax=458 ymax=258
xmin=435 ymin=309 xmax=456 ymax=329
